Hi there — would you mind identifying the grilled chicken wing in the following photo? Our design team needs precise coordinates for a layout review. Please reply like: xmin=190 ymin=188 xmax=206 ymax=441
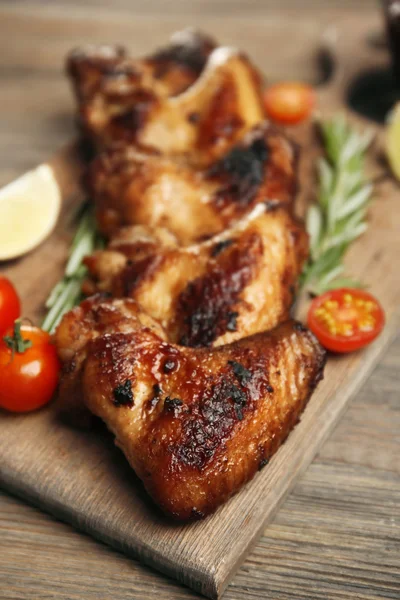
xmin=56 ymin=297 xmax=325 ymax=520
xmin=69 ymin=46 xmax=264 ymax=157
xmin=67 ymin=29 xmax=217 ymax=147
xmin=67 ymin=27 xmax=265 ymax=158
xmin=88 ymin=123 xmax=295 ymax=240
xmin=83 ymin=204 xmax=308 ymax=347
xmin=59 ymin=32 xmax=324 ymax=521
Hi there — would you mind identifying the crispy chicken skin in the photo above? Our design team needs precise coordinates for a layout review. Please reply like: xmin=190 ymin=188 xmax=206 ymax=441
xmin=56 ymin=297 xmax=325 ymax=520
xmin=59 ymin=31 xmax=325 ymax=520
xmin=67 ymin=28 xmax=265 ymax=158
xmin=68 ymin=44 xmax=265 ymax=156
xmin=55 ymin=297 xmax=167 ymax=426
xmin=87 ymin=123 xmax=296 ymax=240
xmin=83 ymin=204 xmax=309 ymax=347
xmin=67 ymin=30 xmax=217 ymax=147
xmin=129 ymin=49 xmax=265 ymax=164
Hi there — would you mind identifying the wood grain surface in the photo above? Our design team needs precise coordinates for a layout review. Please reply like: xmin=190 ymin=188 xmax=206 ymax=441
xmin=0 ymin=2 xmax=399 ymax=599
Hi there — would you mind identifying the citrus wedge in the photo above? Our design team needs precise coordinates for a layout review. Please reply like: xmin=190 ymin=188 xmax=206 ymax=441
xmin=0 ymin=165 xmax=61 ymax=261
xmin=386 ymin=101 xmax=400 ymax=181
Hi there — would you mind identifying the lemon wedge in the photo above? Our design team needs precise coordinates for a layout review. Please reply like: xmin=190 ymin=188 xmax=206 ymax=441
xmin=386 ymin=102 xmax=400 ymax=181
xmin=0 ymin=164 xmax=61 ymax=261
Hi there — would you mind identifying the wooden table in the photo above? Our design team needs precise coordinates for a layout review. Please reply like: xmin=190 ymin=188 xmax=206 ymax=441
xmin=0 ymin=1 xmax=399 ymax=599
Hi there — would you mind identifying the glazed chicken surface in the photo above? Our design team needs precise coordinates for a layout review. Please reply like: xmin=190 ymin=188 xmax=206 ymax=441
xmin=57 ymin=30 xmax=326 ymax=520
xmin=56 ymin=297 xmax=325 ymax=520
xmin=87 ymin=123 xmax=296 ymax=241
xmin=67 ymin=29 xmax=217 ymax=148
xmin=67 ymin=29 xmax=265 ymax=160
xmin=83 ymin=203 xmax=308 ymax=347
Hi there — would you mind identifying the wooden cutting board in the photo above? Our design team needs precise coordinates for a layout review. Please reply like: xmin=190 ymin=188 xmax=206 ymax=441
xmin=0 ymin=15 xmax=399 ymax=600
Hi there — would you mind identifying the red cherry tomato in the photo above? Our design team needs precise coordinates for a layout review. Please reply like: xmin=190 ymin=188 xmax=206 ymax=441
xmin=0 ymin=322 xmax=60 ymax=412
xmin=263 ymin=82 xmax=315 ymax=125
xmin=307 ymin=288 xmax=385 ymax=354
xmin=0 ymin=277 xmax=21 ymax=335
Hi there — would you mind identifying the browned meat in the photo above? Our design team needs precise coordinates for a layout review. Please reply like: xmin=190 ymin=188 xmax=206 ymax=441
xmin=56 ymin=297 xmax=325 ymax=520
xmin=68 ymin=40 xmax=265 ymax=157
xmin=67 ymin=30 xmax=217 ymax=148
xmin=87 ymin=123 xmax=295 ymax=240
xmin=83 ymin=204 xmax=308 ymax=347
xmin=68 ymin=29 xmax=216 ymax=102
xmin=55 ymin=296 xmax=167 ymax=426
xmin=131 ymin=49 xmax=265 ymax=165
xmin=58 ymin=32 xmax=323 ymax=520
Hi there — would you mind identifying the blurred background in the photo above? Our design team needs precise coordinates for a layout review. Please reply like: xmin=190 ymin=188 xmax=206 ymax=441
xmin=0 ymin=0 xmax=385 ymax=183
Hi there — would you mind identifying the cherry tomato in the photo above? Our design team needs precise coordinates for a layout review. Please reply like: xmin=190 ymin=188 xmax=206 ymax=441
xmin=0 ymin=322 xmax=60 ymax=412
xmin=0 ymin=277 xmax=21 ymax=335
xmin=263 ymin=82 xmax=315 ymax=125
xmin=307 ymin=288 xmax=385 ymax=354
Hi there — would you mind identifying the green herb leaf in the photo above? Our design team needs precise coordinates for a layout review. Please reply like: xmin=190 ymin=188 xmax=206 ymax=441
xmin=3 ymin=319 xmax=32 ymax=358
xmin=302 ymin=116 xmax=373 ymax=294
xmin=306 ymin=204 xmax=322 ymax=258
xmin=42 ymin=202 xmax=104 ymax=333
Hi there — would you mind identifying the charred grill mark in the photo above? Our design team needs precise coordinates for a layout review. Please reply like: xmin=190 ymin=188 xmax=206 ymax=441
xmin=228 ymin=360 xmax=252 ymax=385
xmin=175 ymin=378 xmax=249 ymax=468
xmin=113 ymin=379 xmax=134 ymax=407
xmin=177 ymin=237 xmax=261 ymax=347
xmin=146 ymin=343 xmax=281 ymax=477
xmin=208 ymin=135 xmax=269 ymax=208
xmin=230 ymin=383 xmax=247 ymax=420
xmin=164 ymin=397 xmax=184 ymax=414
xmin=117 ymin=255 xmax=162 ymax=297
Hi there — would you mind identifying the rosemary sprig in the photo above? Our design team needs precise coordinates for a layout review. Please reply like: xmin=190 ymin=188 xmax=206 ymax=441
xmin=42 ymin=203 xmax=104 ymax=333
xmin=301 ymin=115 xmax=374 ymax=295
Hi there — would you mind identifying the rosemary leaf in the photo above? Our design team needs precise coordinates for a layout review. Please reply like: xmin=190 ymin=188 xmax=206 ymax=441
xmin=302 ymin=116 xmax=374 ymax=295
xmin=42 ymin=203 xmax=103 ymax=333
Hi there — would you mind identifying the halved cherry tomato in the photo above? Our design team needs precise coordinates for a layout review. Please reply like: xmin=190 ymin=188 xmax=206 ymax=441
xmin=0 ymin=321 xmax=60 ymax=412
xmin=0 ymin=277 xmax=21 ymax=335
xmin=263 ymin=82 xmax=315 ymax=125
xmin=307 ymin=288 xmax=385 ymax=354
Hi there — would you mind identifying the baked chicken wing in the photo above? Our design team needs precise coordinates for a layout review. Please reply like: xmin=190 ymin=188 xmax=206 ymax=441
xmin=67 ymin=29 xmax=217 ymax=148
xmin=83 ymin=203 xmax=308 ymax=347
xmin=67 ymin=29 xmax=265 ymax=159
xmin=56 ymin=297 xmax=325 ymax=519
xmin=87 ymin=123 xmax=296 ymax=240
xmin=58 ymin=31 xmax=325 ymax=521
